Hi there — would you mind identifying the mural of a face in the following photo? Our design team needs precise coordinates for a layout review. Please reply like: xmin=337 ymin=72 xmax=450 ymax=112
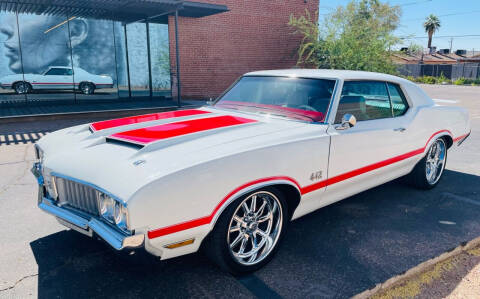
xmin=0 ymin=14 xmax=73 ymax=74
xmin=0 ymin=13 xmax=22 ymax=73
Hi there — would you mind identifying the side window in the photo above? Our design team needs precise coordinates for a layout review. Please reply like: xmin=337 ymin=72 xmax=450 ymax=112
xmin=335 ymin=81 xmax=392 ymax=123
xmin=45 ymin=68 xmax=60 ymax=75
xmin=387 ymin=83 xmax=409 ymax=117
xmin=45 ymin=68 xmax=72 ymax=75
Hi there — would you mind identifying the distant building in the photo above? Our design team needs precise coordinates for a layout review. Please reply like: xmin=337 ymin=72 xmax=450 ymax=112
xmin=394 ymin=49 xmax=480 ymax=79
xmin=393 ymin=50 xmax=480 ymax=65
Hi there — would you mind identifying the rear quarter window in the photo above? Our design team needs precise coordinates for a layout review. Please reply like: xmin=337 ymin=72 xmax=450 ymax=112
xmin=387 ymin=83 xmax=409 ymax=117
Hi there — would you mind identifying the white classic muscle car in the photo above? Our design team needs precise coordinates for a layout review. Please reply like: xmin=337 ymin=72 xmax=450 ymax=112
xmin=32 ymin=69 xmax=470 ymax=273
xmin=0 ymin=66 xmax=113 ymax=95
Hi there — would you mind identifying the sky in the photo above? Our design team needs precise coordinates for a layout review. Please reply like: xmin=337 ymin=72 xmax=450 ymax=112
xmin=318 ymin=0 xmax=480 ymax=53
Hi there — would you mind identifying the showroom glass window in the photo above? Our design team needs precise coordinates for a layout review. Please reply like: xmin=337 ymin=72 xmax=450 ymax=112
xmin=0 ymin=8 xmax=171 ymax=109
xmin=17 ymin=13 xmax=75 ymax=103
xmin=68 ymin=18 xmax=119 ymax=101
xmin=149 ymin=23 xmax=171 ymax=98
xmin=126 ymin=23 xmax=150 ymax=98
xmin=0 ymin=9 xmax=26 ymax=103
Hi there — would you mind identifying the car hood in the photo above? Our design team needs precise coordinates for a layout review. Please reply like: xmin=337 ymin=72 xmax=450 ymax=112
xmin=37 ymin=107 xmax=317 ymax=201
xmin=1 ymin=73 xmax=42 ymax=81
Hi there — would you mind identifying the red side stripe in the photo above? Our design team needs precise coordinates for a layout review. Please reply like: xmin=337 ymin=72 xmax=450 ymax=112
xmin=147 ymin=130 xmax=460 ymax=239
xmin=453 ymin=132 xmax=470 ymax=142
xmin=110 ymin=115 xmax=257 ymax=145
xmin=147 ymin=176 xmax=301 ymax=239
xmin=90 ymin=109 xmax=210 ymax=131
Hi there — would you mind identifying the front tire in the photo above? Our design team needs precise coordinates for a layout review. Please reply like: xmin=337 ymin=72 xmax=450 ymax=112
xmin=13 ymin=81 xmax=31 ymax=94
xmin=407 ymin=137 xmax=447 ymax=189
xmin=204 ymin=187 xmax=288 ymax=274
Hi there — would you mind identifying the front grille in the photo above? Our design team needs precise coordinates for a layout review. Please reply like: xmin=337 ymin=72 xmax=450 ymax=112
xmin=55 ymin=177 xmax=100 ymax=216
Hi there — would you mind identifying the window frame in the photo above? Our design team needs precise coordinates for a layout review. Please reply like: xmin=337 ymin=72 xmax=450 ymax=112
xmin=386 ymin=82 xmax=410 ymax=117
xmin=45 ymin=68 xmax=71 ymax=76
xmin=334 ymin=79 xmax=410 ymax=124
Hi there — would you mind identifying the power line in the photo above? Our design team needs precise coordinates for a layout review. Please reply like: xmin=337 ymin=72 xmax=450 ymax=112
xmin=403 ymin=9 xmax=480 ymax=21
xmin=395 ymin=0 xmax=433 ymax=7
xmin=400 ymin=34 xmax=480 ymax=39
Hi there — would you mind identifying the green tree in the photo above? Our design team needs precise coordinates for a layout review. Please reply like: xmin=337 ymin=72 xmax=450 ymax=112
xmin=423 ymin=14 xmax=441 ymax=49
xmin=406 ymin=42 xmax=423 ymax=55
xmin=289 ymin=0 xmax=401 ymax=74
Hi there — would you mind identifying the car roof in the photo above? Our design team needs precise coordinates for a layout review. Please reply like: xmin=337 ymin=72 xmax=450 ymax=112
xmin=244 ymin=69 xmax=410 ymax=84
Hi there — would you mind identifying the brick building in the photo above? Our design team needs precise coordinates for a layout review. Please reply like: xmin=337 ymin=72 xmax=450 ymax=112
xmin=168 ymin=0 xmax=318 ymax=99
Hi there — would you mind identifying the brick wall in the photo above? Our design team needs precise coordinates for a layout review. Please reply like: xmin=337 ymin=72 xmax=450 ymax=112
xmin=168 ymin=0 xmax=318 ymax=99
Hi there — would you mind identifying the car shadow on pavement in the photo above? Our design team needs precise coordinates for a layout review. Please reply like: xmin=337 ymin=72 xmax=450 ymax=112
xmin=30 ymin=169 xmax=480 ymax=298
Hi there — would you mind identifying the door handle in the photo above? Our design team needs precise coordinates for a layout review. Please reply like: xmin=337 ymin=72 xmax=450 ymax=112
xmin=393 ymin=127 xmax=406 ymax=132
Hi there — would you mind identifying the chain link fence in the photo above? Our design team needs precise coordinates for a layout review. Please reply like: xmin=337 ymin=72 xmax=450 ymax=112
xmin=397 ymin=63 xmax=480 ymax=80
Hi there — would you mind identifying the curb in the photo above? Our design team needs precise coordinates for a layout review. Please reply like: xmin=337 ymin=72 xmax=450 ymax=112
xmin=353 ymin=236 xmax=480 ymax=299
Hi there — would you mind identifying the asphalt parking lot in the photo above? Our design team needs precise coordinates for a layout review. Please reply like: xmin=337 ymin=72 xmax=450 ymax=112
xmin=0 ymin=84 xmax=479 ymax=298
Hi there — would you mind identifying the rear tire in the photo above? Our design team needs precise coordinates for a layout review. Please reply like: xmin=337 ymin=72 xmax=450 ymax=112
xmin=203 ymin=187 xmax=288 ymax=274
xmin=407 ymin=138 xmax=447 ymax=189
xmin=79 ymin=82 xmax=95 ymax=95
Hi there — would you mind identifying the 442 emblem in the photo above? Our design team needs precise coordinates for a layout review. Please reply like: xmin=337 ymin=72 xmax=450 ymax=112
xmin=310 ymin=171 xmax=323 ymax=181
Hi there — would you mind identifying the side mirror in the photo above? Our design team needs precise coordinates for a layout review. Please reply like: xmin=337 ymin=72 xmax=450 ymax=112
xmin=336 ymin=114 xmax=356 ymax=130
xmin=206 ymin=97 xmax=215 ymax=106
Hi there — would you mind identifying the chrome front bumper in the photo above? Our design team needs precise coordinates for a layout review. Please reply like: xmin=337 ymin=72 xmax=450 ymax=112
xmin=33 ymin=164 xmax=144 ymax=250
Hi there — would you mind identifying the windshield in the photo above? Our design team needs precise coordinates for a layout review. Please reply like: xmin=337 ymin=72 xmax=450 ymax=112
xmin=215 ymin=76 xmax=336 ymax=122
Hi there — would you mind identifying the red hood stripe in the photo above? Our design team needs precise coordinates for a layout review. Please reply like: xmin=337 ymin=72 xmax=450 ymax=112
xmin=109 ymin=115 xmax=257 ymax=145
xmin=90 ymin=109 xmax=210 ymax=132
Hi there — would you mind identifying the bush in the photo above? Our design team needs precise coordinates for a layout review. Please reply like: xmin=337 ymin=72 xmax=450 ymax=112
xmin=437 ymin=73 xmax=450 ymax=84
xmin=454 ymin=78 xmax=466 ymax=85
xmin=418 ymin=76 xmax=436 ymax=84
xmin=406 ymin=76 xmax=415 ymax=82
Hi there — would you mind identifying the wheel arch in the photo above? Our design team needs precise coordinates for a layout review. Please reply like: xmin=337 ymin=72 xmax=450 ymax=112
xmin=78 ymin=81 xmax=95 ymax=89
xmin=209 ymin=179 xmax=302 ymax=232
xmin=200 ymin=179 xmax=301 ymax=253
xmin=12 ymin=80 xmax=32 ymax=90
xmin=424 ymin=130 xmax=453 ymax=154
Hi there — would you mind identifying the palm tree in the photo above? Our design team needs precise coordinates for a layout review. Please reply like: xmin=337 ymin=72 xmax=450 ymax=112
xmin=424 ymin=14 xmax=441 ymax=50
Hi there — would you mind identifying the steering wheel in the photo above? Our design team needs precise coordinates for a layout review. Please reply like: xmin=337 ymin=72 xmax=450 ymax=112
xmin=296 ymin=104 xmax=318 ymax=112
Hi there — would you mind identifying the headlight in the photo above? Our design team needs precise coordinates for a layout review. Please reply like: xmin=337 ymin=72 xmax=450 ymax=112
xmin=99 ymin=193 xmax=115 ymax=222
xmin=113 ymin=201 xmax=128 ymax=231
xmin=41 ymin=167 xmax=58 ymax=199
xmin=35 ymin=144 xmax=44 ymax=162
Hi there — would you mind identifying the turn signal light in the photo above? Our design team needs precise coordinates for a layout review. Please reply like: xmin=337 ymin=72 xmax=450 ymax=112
xmin=164 ymin=238 xmax=195 ymax=249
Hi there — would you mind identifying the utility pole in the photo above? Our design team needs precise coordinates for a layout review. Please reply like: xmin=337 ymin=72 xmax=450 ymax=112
xmin=449 ymin=37 xmax=453 ymax=53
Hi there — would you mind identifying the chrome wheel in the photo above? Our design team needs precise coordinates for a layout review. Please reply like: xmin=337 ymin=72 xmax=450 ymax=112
xmin=14 ymin=82 xmax=29 ymax=94
xmin=80 ymin=83 xmax=94 ymax=95
xmin=227 ymin=191 xmax=283 ymax=266
xmin=425 ymin=138 xmax=446 ymax=185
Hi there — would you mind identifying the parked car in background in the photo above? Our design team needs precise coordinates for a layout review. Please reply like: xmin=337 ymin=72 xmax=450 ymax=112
xmin=0 ymin=66 xmax=113 ymax=95
xmin=32 ymin=69 xmax=470 ymax=274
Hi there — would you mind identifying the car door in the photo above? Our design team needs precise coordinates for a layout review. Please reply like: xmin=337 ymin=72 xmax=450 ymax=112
xmin=324 ymin=80 xmax=413 ymax=204
xmin=42 ymin=68 xmax=73 ymax=90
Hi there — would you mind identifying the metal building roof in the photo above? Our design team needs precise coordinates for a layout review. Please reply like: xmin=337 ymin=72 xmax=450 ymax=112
xmin=0 ymin=0 xmax=228 ymax=23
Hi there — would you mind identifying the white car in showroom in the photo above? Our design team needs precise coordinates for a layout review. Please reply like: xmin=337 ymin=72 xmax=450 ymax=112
xmin=32 ymin=69 xmax=470 ymax=273
xmin=0 ymin=66 xmax=113 ymax=95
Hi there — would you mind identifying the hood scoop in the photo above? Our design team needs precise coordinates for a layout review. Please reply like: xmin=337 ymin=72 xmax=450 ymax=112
xmin=106 ymin=115 xmax=258 ymax=148
xmin=89 ymin=109 xmax=212 ymax=135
